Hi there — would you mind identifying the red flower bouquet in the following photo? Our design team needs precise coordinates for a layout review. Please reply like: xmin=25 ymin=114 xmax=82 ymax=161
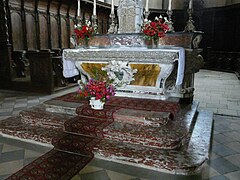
xmin=78 ymin=79 xmax=115 ymax=102
xmin=142 ymin=16 xmax=169 ymax=45
xmin=74 ymin=18 xmax=94 ymax=47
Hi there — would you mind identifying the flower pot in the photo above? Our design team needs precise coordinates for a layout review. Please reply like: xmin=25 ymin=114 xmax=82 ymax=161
xmin=145 ymin=38 xmax=159 ymax=49
xmin=83 ymin=38 xmax=90 ymax=49
xmin=151 ymin=38 xmax=159 ymax=48
xmin=89 ymin=97 xmax=105 ymax=110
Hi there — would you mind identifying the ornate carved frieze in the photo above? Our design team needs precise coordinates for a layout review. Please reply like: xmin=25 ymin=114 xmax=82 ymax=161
xmin=64 ymin=49 xmax=178 ymax=64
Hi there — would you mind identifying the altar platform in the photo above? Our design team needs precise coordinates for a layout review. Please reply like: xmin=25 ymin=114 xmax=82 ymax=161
xmin=0 ymin=91 xmax=213 ymax=179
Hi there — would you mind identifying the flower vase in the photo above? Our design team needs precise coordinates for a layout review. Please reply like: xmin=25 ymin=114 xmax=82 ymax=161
xmin=83 ymin=38 xmax=90 ymax=49
xmin=89 ymin=97 xmax=105 ymax=110
xmin=151 ymin=38 xmax=159 ymax=48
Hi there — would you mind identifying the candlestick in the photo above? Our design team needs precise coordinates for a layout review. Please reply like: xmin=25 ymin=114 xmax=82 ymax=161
xmin=166 ymin=10 xmax=174 ymax=32
xmin=145 ymin=0 xmax=149 ymax=12
xmin=77 ymin=0 xmax=81 ymax=17
xmin=111 ymin=0 xmax=114 ymax=14
xmin=168 ymin=0 xmax=172 ymax=11
xmin=93 ymin=0 xmax=96 ymax=16
xmin=184 ymin=8 xmax=196 ymax=32
xmin=189 ymin=0 xmax=193 ymax=9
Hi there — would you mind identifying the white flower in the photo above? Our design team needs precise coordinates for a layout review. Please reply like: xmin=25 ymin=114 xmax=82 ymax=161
xmin=144 ymin=18 xmax=148 ymax=23
xmin=155 ymin=16 xmax=159 ymax=21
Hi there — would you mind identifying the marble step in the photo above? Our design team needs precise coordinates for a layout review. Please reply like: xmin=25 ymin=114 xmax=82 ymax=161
xmin=102 ymin=102 xmax=199 ymax=150
xmin=93 ymin=110 xmax=214 ymax=175
xmin=0 ymin=116 xmax=60 ymax=145
xmin=65 ymin=102 xmax=198 ymax=150
xmin=18 ymin=98 xmax=198 ymax=150
xmin=44 ymin=95 xmax=180 ymax=117
xmin=113 ymin=108 xmax=172 ymax=127
xmin=19 ymin=105 xmax=74 ymax=130
xmin=0 ymin=109 xmax=214 ymax=176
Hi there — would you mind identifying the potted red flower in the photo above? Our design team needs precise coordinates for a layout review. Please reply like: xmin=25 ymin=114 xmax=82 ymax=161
xmin=78 ymin=79 xmax=115 ymax=110
xmin=73 ymin=18 xmax=94 ymax=48
xmin=142 ymin=16 xmax=169 ymax=48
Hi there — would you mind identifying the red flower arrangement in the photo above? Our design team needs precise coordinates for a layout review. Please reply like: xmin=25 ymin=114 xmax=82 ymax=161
xmin=78 ymin=79 xmax=115 ymax=102
xmin=74 ymin=18 xmax=94 ymax=46
xmin=142 ymin=16 xmax=169 ymax=44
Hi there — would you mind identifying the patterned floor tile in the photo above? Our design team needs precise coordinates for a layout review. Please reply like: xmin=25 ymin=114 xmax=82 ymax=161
xmin=202 ymin=164 xmax=220 ymax=179
xmin=225 ymin=141 xmax=240 ymax=153
xmin=106 ymin=170 xmax=136 ymax=180
xmin=223 ymin=131 xmax=240 ymax=141
xmin=24 ymin=149 xmax=44 ymax=159
xmin=209 ymin=152 xmax=220 ymax=160
xmin=79 ymin=165 xmax=103 ymax=174
xmin=0 ymin=160 xmax=23 ymax=176
xmin=213 ymin=134 xmax=236 ymax=144
xmin=80 ymin=170 xmax=111 ymax=180
xmin=224 ymin=170 xmax=240 ymax=180
xmin=207 ymin=175 xmax=230 ymax=180
xmin=224 ymin=154 xmax=240 ymax=167
xmin=0 ymin=143 xmax=3 ymax=153
xmin=1 ymin=144 xmax=23 ymax=153
xmin=212 ymin=144 xmax=237 ymax=157
xmin=0 ymin=149 xmax=25 ymax=163
xmin=207 ymin=157 xmax=239 ymax=174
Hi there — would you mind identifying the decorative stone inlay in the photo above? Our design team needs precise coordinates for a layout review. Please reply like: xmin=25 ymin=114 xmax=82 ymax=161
xmin=64 ymin=48 xmax=178 ymax=63
xmin=109 ymin=33 xmax=144 ymax=47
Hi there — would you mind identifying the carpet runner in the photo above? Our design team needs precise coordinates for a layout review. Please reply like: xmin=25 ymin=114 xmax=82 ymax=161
xmin=6 ymin=149 xmax=93 ymax=180
xmin=1 ymin=92 xmax=213 ymax=178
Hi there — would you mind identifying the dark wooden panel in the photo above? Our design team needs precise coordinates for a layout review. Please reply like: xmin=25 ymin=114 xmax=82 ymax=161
xmin=11 ymin=12 xmax=24 ymax=50
xmin=28 ymin=51 xmax=54 ymax=94
xmin=61 ymin=17 xmax=68 ymax=48
xmin=26 ymin=13 xmax=37 ymax=49
xmin=39 ymin=14 xmax=49 ymax=49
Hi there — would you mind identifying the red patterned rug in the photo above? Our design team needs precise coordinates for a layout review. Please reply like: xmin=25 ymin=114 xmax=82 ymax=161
xmin=55 ymin=92 xmax=180 ymax=117
xmin=6 ymin=94 xmax=181 ymax=179
xmin=6 ymin=149 xmax=93 ymax=180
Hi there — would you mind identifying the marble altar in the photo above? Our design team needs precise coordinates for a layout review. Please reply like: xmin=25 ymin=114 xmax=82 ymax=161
xmin=63 ymin=32 xmax=204 ymax=101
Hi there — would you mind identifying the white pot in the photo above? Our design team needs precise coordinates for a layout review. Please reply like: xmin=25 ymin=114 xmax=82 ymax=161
xmin=89 ymin=97 xmax=105 ymax=110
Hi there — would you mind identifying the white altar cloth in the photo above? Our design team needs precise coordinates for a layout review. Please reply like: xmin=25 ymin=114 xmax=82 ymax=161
xmin=63 ymin=49 xmax=79 ymax=78
xmin=62 ymin=47 xmax=185 ymax=86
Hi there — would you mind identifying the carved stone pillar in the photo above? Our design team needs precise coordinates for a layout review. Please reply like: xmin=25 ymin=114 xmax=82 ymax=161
xmin=117 ymin=0 xmax=143 ymax=33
